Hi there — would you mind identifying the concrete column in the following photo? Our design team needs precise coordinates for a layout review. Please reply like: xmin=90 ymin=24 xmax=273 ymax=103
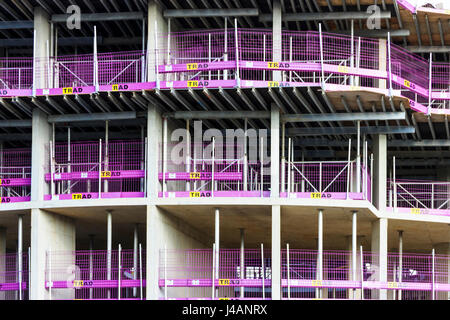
xmin=30 ymin=209 xmax=76 ymax=300
xmin=378 ymin=39 xmax=387 ymax=89
xmin=0 ymin=227 xmax=6 ymax=300
xmin=371 ymin=218 xmax=388 ymax=300
xmin=271 ymin=205 xmax=281 ymax=300
xmin=34 ymin=7 xmax=51 ymax=89
xmin=146 ymin=205 xmax=163 ymax=300
xmin=373 ymin=135 xmax=387 ymax=211
xmin=31 ymin=108 xmax=52 ymax=202
xmin=271 ymin=104 xmax=280 ymax=198
xmin=147 ymin=104 xmax=163 ymax=199
xmin=147 ymin=0 xmax=168 ymax=82
xmin=272 ymin=0 xmax=282 ymax=82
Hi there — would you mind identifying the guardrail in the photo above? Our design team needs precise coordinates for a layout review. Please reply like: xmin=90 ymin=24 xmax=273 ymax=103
xmin=0 ymin=251 xmax=29 ymax=300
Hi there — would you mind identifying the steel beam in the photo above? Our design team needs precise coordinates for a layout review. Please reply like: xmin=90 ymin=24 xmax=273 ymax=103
xmin=51 ymin=12 xmax=144 ymax=23
xmin=287 ymin=126 xmax=415 ymax=136
xmin=48 ymin=112 xmax=137 ymax=123
xmin=0 ymin=21 xmax=33 ymax=30
xmin=282 ymin=112 xmax=406 ymax=123
xmin=165 ymin=111 xmax=270 ymax=120
xmin=259 ymin=11 xmax=391 ymax=22
xmin=164 ymin=9 xmax=259 ymax=18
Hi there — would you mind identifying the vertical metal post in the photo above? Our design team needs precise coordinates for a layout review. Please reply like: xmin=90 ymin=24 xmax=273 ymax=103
xmin=281 ymin=122 xmax=286 ymax=193
xmin=32 ymin=29 xmax=37 ymax=97
xmin=240 ymin=229 xmax=245 ymax=299
xmin=235 ymin=18 xmax=240 ymax=87
xmin=89 ymin=235 xmax=94 ymax=300
xmin=133 ymin=224 xmax=138 ymax=297
xmin=211 ymin=137 xmax=215 ymax=197
xmin=393 ymin=157 xmax=397 ymax=212
xmin=167 ymin=19 xmax=171 ymax=65
xmin=98 ymin=139 xmax=102 ymax=199
xmin=50 ymin=140 xmax=55 ymax=199
xmin=67 ymin=127 xmax=71 ymax=194
xmin=141 ymin=19 xmax=146 ymax=83
xmin=350 ymin=20 xmax=355 ymax=86
xmin=139 ymin=243 xmax=143 ymax=300
xmin=319 ymin=24 xmax=325 ymax=89
xmin=317 ymin=209 xmax=324 ymax=299
xmin=287 ymin=138 xmax=291 ymax=196
xmin=289 ymin=37 xmax=293 ymax=82
xmin=94 ymin=26 xmax=99 ymax=92
xmin=144 ymin=137 xmax=148 ymax=196
xmin=186 ymin=120 xmax=191 ymax=191
xmin=224 ymin=19 xmax=228 ymax=80
xmin=260 ymin=137 xmax=263 ymax=198
xmin=107 ymin=210 xmax=112 ymax=299
xmin=46 ymin=40 xmax=51 ymax=89
xmin=398 ymin=230 xmax=403 ymax=300
xmin=360 ymin=245 xmax=364 ymax=300
xmin=370 ymin=154 xmax=374 ymax=202
xmin=261 ymin=243 xmax=265 ymax=300
xmin=357 ymin=121 xmax=361 ymax=193
xmin=432 ymin=248 xmax=435 ymax=300
xmin=118 ymin=244 xmax=122 ymax=300
xmin=352 ymin=211 xmax=357 ymax=300
xmin=155 ymin=21 xmax=160 ymax=89
xmin=18 ymin=214 xmax=23 ymax=301
xmin=263 ymin=34 xmax=266 ymax=81
xmin=346 ymin=139 xmax=352 ymax=199
xmin=208 ymin=33 xmax=212 ymax=81
xmin=388 ymin=32 xmax=393 ymax=97
xmin=104 ymin=121 xmax=109 ymax=193
xmin=428 ymin=53 xmax=433 ymax=114
xmin=287 ymin=243 xmax=291 ymax=300
xmin=244 ymin=118 xmax=248 ymax=192
xmin=164 ymin=245 xmax=168 ymax=300
xmin=162 ymin=117 xmax=168 ymax=197
xmin=48 ymin=249 xmax=52 ymax=300
xmin=212 ymin=243 xmax=216 ymax=299
xmin=214 ymin=208 xmax=220 ymax=298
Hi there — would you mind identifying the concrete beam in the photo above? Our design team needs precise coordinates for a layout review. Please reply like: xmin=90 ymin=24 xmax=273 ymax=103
xmin=260 ymin=11 xmax=391 ymax=22
xmin=335 ymin=29 xmax=410 ymax=38
xmin=164 ymin=9 xmax=259 ymax=18
xmin=51 ymin=12 xmax=144 ymax=23
xmin=282 ymin=112 xmax=406 ymax=123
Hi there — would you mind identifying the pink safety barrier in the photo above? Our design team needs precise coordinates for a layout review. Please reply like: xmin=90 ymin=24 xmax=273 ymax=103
xmin=388 ymin=179 xmax=450 ymax=217
xmin=45 ymin=249 xmax=146 ymax=300
xmin=0 ymin=148 xmax=31 ymax=203
xmin=0 ymin=252 xmax=29 ymax=300
xmin=159 ymin=248 xmax=450 ymax=300
xmin=45 ymin=140 xmax=146 ymax=200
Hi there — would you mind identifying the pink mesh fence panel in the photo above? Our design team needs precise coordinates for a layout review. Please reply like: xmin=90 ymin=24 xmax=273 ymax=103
xmin=0 ymin=252 xmax=29 ymax=300
xmin=46 ymin=249 xmax=146 ymax=300
xmin=0 ymin=58 xmax=33 ymax=90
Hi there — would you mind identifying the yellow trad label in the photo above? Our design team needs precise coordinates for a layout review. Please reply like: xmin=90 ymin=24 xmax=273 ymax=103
xmin=63 ymin=87 xmax=73 ymax=94
xmin=268 ymin=62 xmax=280 ymax=69
xmin=411 ymin=208 xmax=421 ymax=215
xmin=190 ymin=192 xmax=201 ymax=198
xmin=73 ymin=280 xmax=84 ymax=288
xmin=404 ymin=80 xmax=411 ymax=88
xmin=218 ymin=279 xmax=230 ymax=286
xmin=219 ymin=298 xmax=230 ymax=300
xmin=101 ymin=171 xmax=112 ymax=178
xmin=268 ymin=81 xmax=279 ymax=87
xmin=112 ymin=85 xmax=119 ymax=91
xmin=311 ymin=280 xmax=322 ymax=287
xmin=190 ymin=172 xmax=201 ymax=179
xmin=72 ymin=194 xmax=83 ymax=200
xmin=388 ymin=282 xmax=398 ymax=289
xmin=187 ymin=63 xmax=198 ymax=70
xmin=188 ymin=81 xmax=199 ymax=87
xmin=0 ymin=179 xmax=2 ymax=186
xmin=338 ymin=66 xmax=349 ymax=73
xmin=311 ymin=193 xmax=322 ymax=199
